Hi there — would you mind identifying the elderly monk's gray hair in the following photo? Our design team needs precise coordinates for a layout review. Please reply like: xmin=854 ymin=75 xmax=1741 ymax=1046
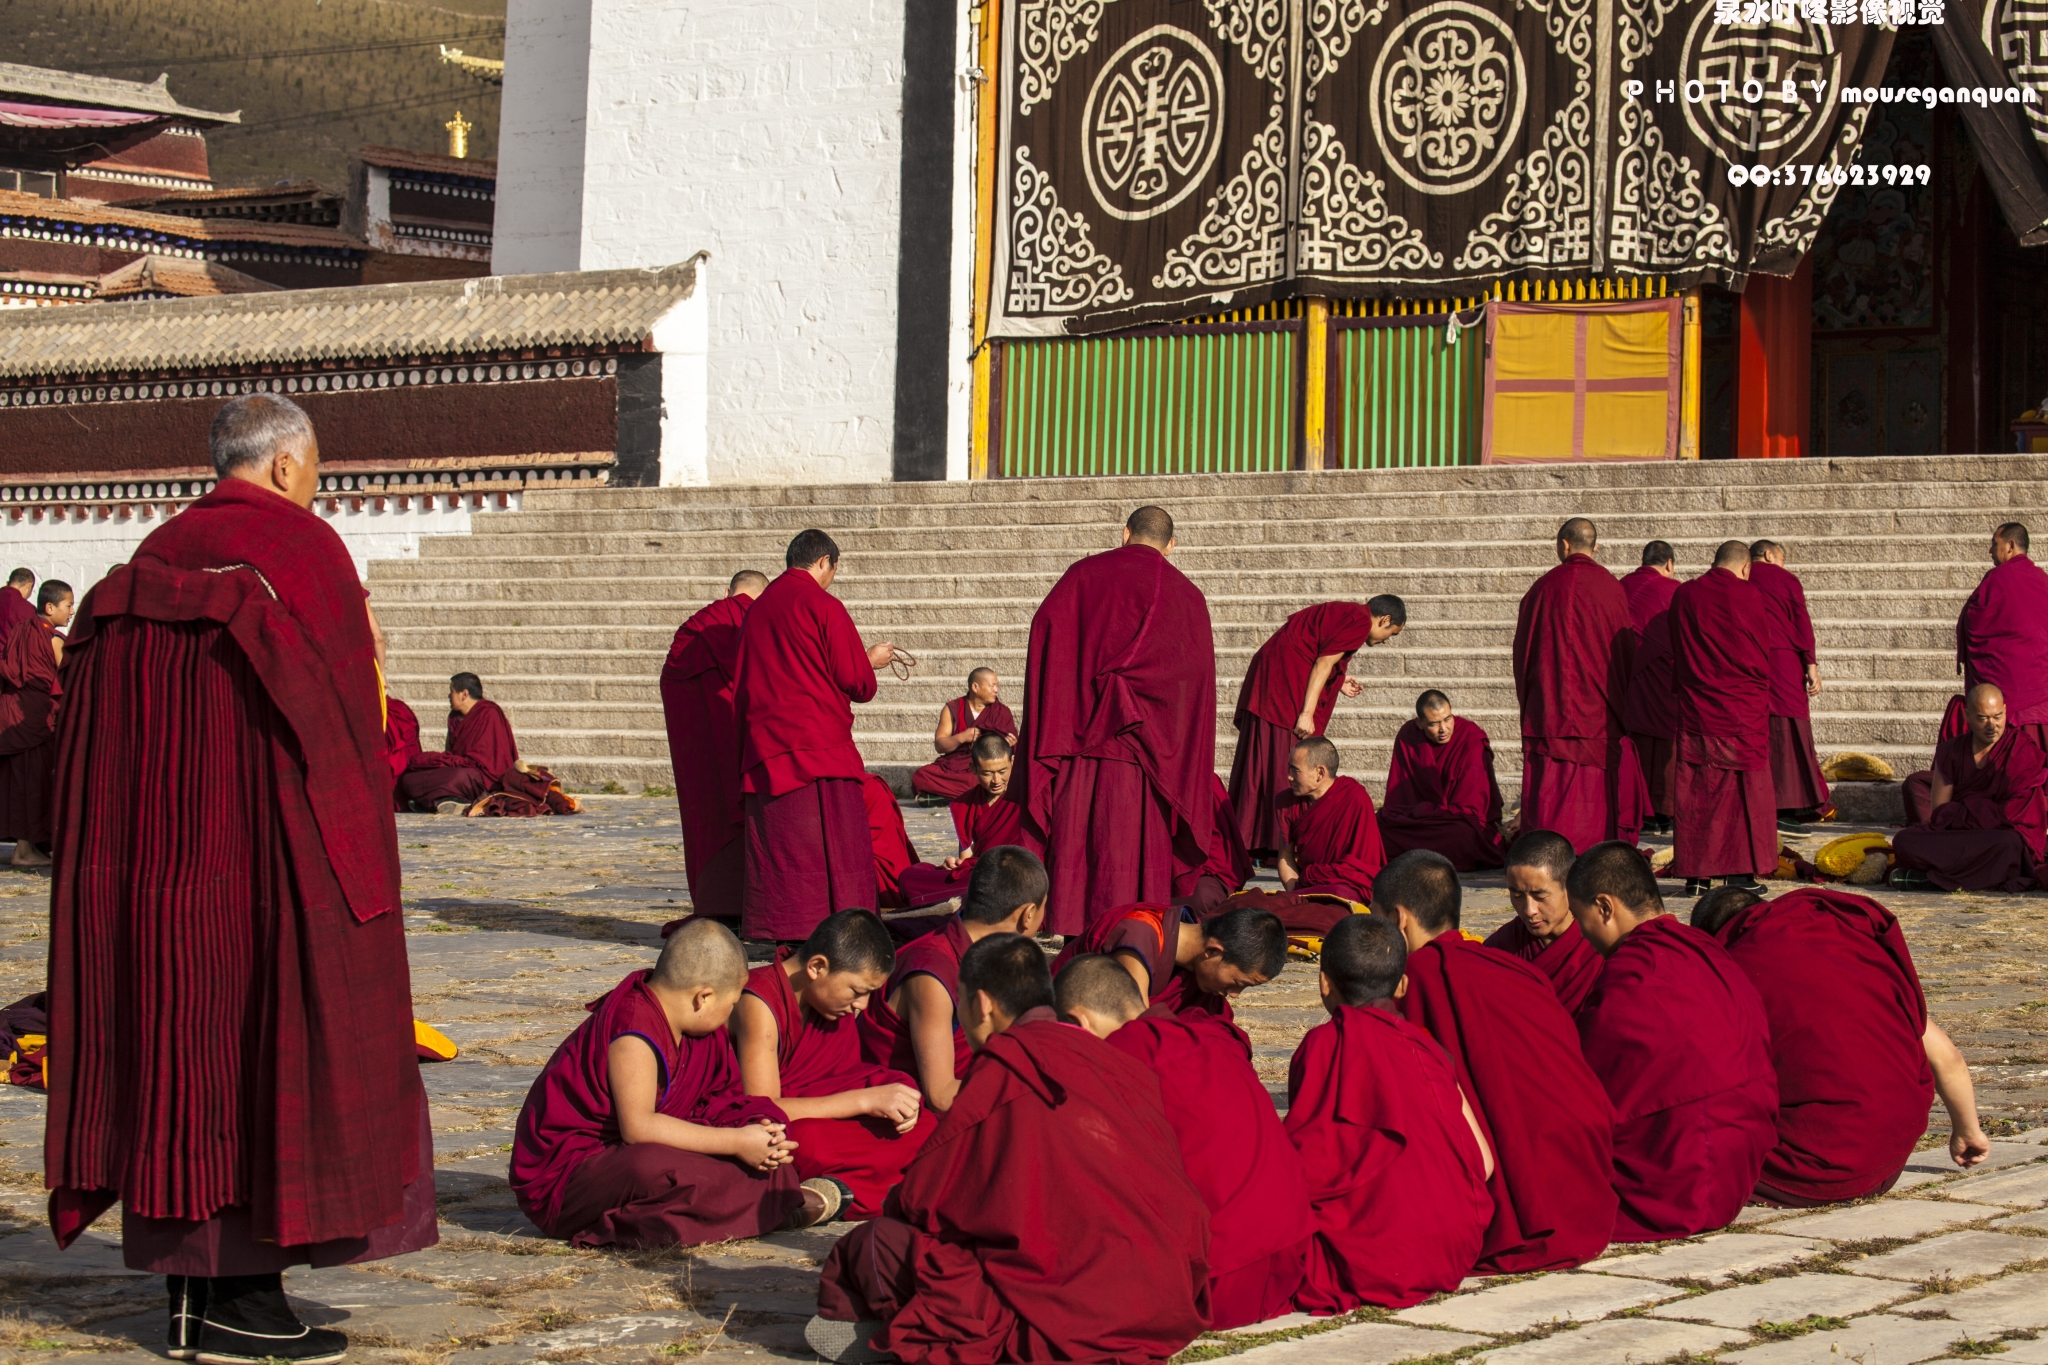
xmin=1557 ymin=518 xmax=1597 ymax=552
xmin=652 ymin=917 xmax=749 ymax=992
xmin=1713 ymin=539 xmax=1750 ymax=568
xmin=209 ymin=393 xmax=314 ymax=476
xmin=1293 ymin=734 xmax=1340 ymax=776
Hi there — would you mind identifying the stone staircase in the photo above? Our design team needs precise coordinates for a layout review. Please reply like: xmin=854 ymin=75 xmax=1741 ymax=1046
xmin=366 ymin=455 xmax=2048 ymax=817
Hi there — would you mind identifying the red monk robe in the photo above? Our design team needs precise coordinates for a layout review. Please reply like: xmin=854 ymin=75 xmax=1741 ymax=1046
xmin=46 ymin=477 xmax=430 ymax=1272
xmin=816 ymin=1010 xmax=1210 ymax=1364
xmin=1379 ymin=718 xmax=1505 ymax=871
xmin=1620 ymin=565 xmax=1681 ymax=819
xmin=1400 ymin=934 xmax=1616 ymax=1273
xmin=1051 ymin=903 xmax=1233 ymax=1020
xmin=858 ymin=915 xmax=975 ymax=1085
xmin=396 ymin=698 xmax=520 ymax=811
xmin=661 ymin=592 xmax=754 ymax=919
xmin=1892 ymin=726 xmax=2048 ymax=892
xmin=1514 ymin=555 xmax=1647 ymax=851
xmin=910 ymin=695 xmax=1018 ymax=801
xmin=1107 ymin=1012 xmax=1314 ymax=1329
xmin=741 ymin=954 xmax=934 ymax=1218
xmin=1175 ymin=774 xmax=1254 ymax=916
xmin=1713 ymin=890 xmax=1934 ymax=1206
xmin=0 ymin=587 xmax=30 ymax=639
xmin=1285 ymin=1003 xmax=1493 ymax=1311
xmin=511 ymin=971 xmax=800 ymax=1246
xmin=1019 ymin=544 xmax=1216 ymax=934
xmin=384 ymin=696 xmax=421 ymax=781
xmin=734 ymin=569 xmax=880 ymax=941
xmin=1957 ymin=551 xmax=2048 ymax=746
xmin=1229 ymin=602 xmax=1378 ymax=854
xmin=862 ymin=774 xmax=921 ymax=911
xmin=1577 ymin=915 xmax=1777 ymax=1241
xmin=1669 ymin=567 xmax=1777 ymax=880
xmin=1482 ymin=917 xmax=1605 ymax=1016
xmin=1749 ymin=561 xmax=1831 ymax=814
xmin=0 ymin=615 xmax=62 ymax=848
xmin=896 ymin=787 xmax=1025 ymax=911
xmin=1276 ymin=774 xmax=1386 ymax=902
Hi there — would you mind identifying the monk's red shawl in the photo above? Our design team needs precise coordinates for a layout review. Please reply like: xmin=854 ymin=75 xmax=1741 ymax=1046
xmin=1236 ymin=602 xmax=1376 ymax=734
xmin=0 ymin=617 xmax=61 ymax=754
xmin=1714 ymin=890 xmax=1932 ymax=1204
xmin=1619 ymin=566 xmax=1680 ymax=740
xmin=1513 ymin=555 xmax=1635 ymax=763
xmin=1670 ymin=567 xmax=1772 ymax=764
xmin=1957 ymin=553 xmax=2048 ymax=726
xmin=1177 ymin=773 xmax=1254 ymax=896
xmin=1482 ymin=918 xmax=1604 ymax=1015
xmin=1747 ymin=562 xmax=1818 ymax=720
xmin=858 ymin=915 xmax=975 ymax=1083
xmin=1382 ymin=719 xmax=1503 ymax=834
xmin=862 ymin=774 xmax=921 ymax=908
xmin=1929 ymin=726 xmax=2048 ymax=854
xmin=661 ymin=593 xmax=753 ymax=882
xmin=1051 ymin=903 xmax=1231 ymax=1019
xmin=1275 ymin=776 xmax=1385 ymax=900
xmin=383 ymin=696 xmax=421 ymax=783
xmin=733 ymin=568 xmax=876 ymax=797
xmin=0 ymin=589 xmax=30 ymax=639
xmin=421 ymin=699 xmax=519 ymax=782
xmin=960 ymin=787 xmax=1025 ymax=853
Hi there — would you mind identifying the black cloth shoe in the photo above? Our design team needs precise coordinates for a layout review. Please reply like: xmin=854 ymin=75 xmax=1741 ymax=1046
xmin=1776 ymin=816 xmax=1807 ymax=834
xmin=1644 ymin=816 xmax=1675 ymax=836
xmin=194 ymin=1274 xmax=346 ymax=1365
xmin=167 ymin=1276 xmax=208 ymax=1360
xmin=1889 ymin=867 xmax=1934 ymax=891
xmin=1682 ymin=878 xmax=1711 ymax=897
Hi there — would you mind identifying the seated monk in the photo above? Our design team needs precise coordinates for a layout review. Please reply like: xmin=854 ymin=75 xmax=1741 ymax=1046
xmin=1052 ymin=903 xmax=1288 ymax=1019
xmin=811 ymin=934 xmax=1210 ymax=1365
xmin=384 ymin=695 xmax=422 ymax=788
xmin=1569 ymin=842 xmax=1777 ymax=1241
xmin=1173 ymin=774 xmax=1256 ymax=917
xmin=1285 ymin=914 xmax=1495 ymax=1312
xmin=731 ymin=910 xmax=937 ymax=1219
xmin=859 ymin=846 xmax=1047 ymax=1112
xmin=1058 ymin=955 xmax=1313 ymax=1330
xmin=860 ymin=774 xmax=922 ymax=911
xmin=0 ymin=578 xmax=71 ymax=869
xmin=1695 ymin=885 xmax=1990 ymax=1206
xmin=1482 ymin=830 xmax=1605 ymax=1014
xmin=1378 ymin=850 xmax=1616 ymax=1273
xmin=895 ymin=734 xmax=1023 ymax=911
xmin=1892 ymin=683 xmax=2047 ymax=893
xmin=909 ymin=667 xmax=1017 ymax=806
xmin=1276 ymin=736 xmax=1387 ymax=902
xmin=395 ymin=672 xmax=519 ymax=813
xmin=510 ymin=919 xmax=836 ymax=1245
xmin=1379 ymin=690 xmax=1506 ymax=871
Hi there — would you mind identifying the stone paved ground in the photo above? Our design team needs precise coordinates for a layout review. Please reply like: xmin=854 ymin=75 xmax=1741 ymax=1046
xmin=0 ymin=796 xmax=2042 ymax=1365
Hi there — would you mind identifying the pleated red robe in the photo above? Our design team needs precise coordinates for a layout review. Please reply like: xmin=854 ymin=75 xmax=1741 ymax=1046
xmin=1106 ymin=1013 xmax=1313 ymax=1329
xmin=896 ymin=788 xmax=1025 ymax=910
xmin=1174 ymin=774 xmax=1254 ymax=915
xmin=910 ymin=696 xmax=1018 ymax=800
xmin=1482 ymin=918 xmax=1605 ymax=1016
xmin=1892 ymin=726 xmax=2048 ymax=892
xmin=1400 ymin=934 xmax=1616 ymax=1272
xmin=1050 ymin=902 xmax=1232 ymax=1020
xmin=0 ymin=588 xmax=31 ymax=639
xmin=660 ymin=592 xmax=753 ymax=919
xmin=1379 ymin=718 xmax=1505 ymax=870
xmin=0 ymin=615 xmax=62 ymax=845
xmin=741 ymin=955 xmax=935 ymax=1219
xmin=1513 ymin=555 xmax=1646 ymax=851
xmin=1748 ymin=562 xmax=1831 ymax=813
xmin=1620 ymin=566 xmax=1680 ymax=818
xmin=1669 ymin=567 xmax=1778 ymax=880
xmin=1275 ymin=775 xmax=1386 ymax=902
xmin=857 ymin=915 xmax=975 ymax=1087
xmin=1576 ymin=915 xmax=1778 ymax=1242
xmin=1229 ymin=602 xmax=1377 ymax=854
xmin=45 ymin=478 xmax=428 ymax=1272
xmin=1285 ymin=1003 xmax=1493 ymax=1311
xmin=862 ymin=774 xmax=922 ymax=910
xmin=1957 ymin=552 xmax=2048 ymax=728
xmin=1713 ymin=890 xmax=1933 ymax=1206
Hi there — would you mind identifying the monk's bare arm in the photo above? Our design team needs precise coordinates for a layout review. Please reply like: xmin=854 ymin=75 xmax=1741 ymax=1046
xmin=366 ymin=601 xmax=388 ymax=670
xmin=900 ymin=975 xmax=962 ymax=1111
xmin=607 ymin=1036 xmax=793 ymax=1170
xmin=1929 ymin=769 xmax=1955 ymax=810
xmin=934 ymin=705 xmax=976 ymax=755
xmin=1296 ymin=653 xmax=1344 ymax=738
xmin=1457 ymin=1087 xmax=1496 ymax=1180
xmin=1277 ymin=844 xmax=1301 ymax=892
xmin=731 ymin=994 xmax=923 ymax=1128
xmin=1923 ymin=1021 xmax=1991 ymax=1166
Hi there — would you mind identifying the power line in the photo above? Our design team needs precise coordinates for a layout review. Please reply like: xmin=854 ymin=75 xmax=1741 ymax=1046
xmin=207 ymin=85 xmax=500 ymax=137
xmin=72 ymin=30 xmax=504 ymax=73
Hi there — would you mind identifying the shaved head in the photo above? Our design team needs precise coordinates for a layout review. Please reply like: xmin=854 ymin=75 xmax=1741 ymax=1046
xmin=1292 ymin=734 xmax=1340 ymax=776
xmin=1558 ymin=518 xmax=1598 ymax=553
xmin=729 ymin=569 xmax=769 ymax=597
xmin=5 ymin=568 xmax=31 ymax=589
xmin=1692 ymin=885 xmax=1764 ymax=936
xmin=1748 ymin=540 xmax=1782 ymax=563
xmin=1713 ymin=539 xmax=1750 ymax=569
xmin=1415 ymin=689 xmax=1452 ymax=718
xmin=1640 ymin=541 xmax=1674 ymax=568
xmin=1374 ymin=849 xmax=1461 ymax=933
xmin=1322 ymin=914 xmax=1406 ymax=1006
xmin=1566 ymin=841 xmax=1663 ymax=916
xmin=1126 ymin=505 xmax=1174 ymax=547
xmin=1506 ymin=829 xmax=1576 ymax=883
xmin=651 ymin=917 xmax=749 ymax=993
xmin=1996 ymin=523 xmax=2030 ymax=553
xmin=1967 ymin=682 xmax=2006 ymax=709
xmin=1053 ymin=953 xmax=1146 ymax=1026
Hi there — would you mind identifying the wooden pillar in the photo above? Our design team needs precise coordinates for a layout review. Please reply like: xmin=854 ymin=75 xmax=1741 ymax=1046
xmin=967 ymin=0 xmax=1002 ymax=479
xmin=1944 ymin=166 xmax=1991 ymax=455
xmin=1735 ymin=256 xmax=1812 ymax=459
xmin=1680 ymin=288 xmax=1702 ymax=460
xmin=1302 ymin=297 xmax=1331 ymax=470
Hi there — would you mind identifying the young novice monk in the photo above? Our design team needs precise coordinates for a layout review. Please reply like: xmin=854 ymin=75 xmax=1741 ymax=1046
xmin=896 ymin=734 xmax=1024 ymax=910
xmin=732 ymin=910 xmax=939 ymax=1220
xmin=1057 ymin=955 xmax=1314 ymax=1329
xmin=812 ymin=934 xmax=1210 ymax=1365
xmin=1482 ymin=830 xmax=1605 ymax=1014
xmin=860 ymin=846 xmax=1047 ymax=1112
xmin=1052 ymin=903 xmax=1287 ymax=1019
xmin=1377 ymin=850 xmax=1616 ymax=1273
xmin=511 ymin=919 xmax=826 ymax=1246
xmin=1276 ymin=737 xmax=1387 ymax=901
xmin=1285 ymin=914 xmax=1494 ymax=1311
xmin=1569 ymin=841 xmax=1777 ymax=1241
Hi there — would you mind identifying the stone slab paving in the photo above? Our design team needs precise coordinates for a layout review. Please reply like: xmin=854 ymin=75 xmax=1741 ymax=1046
xmin=1926 ymin=1343 xmax=2048 ymax=1365
xmin=1993 ymin=1208 xmax=2048 ymax=1231
xmin=1645 ymin=1273 xmax=1919 ymax=1328
xmin=1762 ymin=1199 xmax=2010 ymax=1241
xmin=1393 ymin=1273 xmax=1681 ymax=1332
xmin=1467 ymin=1319 xmax=1751 ymax=1365
xmin=1844 ymin=1229 xmax=2048 ymax=1282
xmin=1936 ymin=1160 xmax=2048 ymax=1206
xmin=1592 ymin=1233 xmax=1833 ymax=1284
xmin=1718 ymin=1317 xmax=1973 ymax=1365
xmin=1219 ymin=1322 xmax=1487 ymax=1364
xmin=1891 ymin=1269 xmax=2048 ymax=1330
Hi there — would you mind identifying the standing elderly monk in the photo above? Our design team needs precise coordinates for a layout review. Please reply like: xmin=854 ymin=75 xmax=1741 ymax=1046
xmin=1669 ymin=541 xmax=1776 ymax=896
xmin=1748 ymin=542 xmax=1830 ymax=827
xmin=1892 ymin=684 xmax=2047 ymax=893
xmin=1513 ymin=519 xmax=1646 ymax=851
xmin=0 ymin=580 xmax=70 ymax=869
xmin=1379 ymin=690 xmax=1505 ymax=870
xmin=1955 ymin=523 xmax=2048 ymax=752
xmin=661 ymin=569 xmax=769 ymax=920
xmin=1620 ymin=541 xmax=1680 ymax=833
xmin=1018 ymin=507 xmax=1215 ymax=935
xmin=45 ymin=395 xmax=429 ymax=1365
xmin=733 ymin=531 xmax=900 ymax=942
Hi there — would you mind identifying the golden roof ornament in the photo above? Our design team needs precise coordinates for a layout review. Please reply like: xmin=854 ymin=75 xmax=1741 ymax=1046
xmin=445 ymin=109 xmax=472 ymax=160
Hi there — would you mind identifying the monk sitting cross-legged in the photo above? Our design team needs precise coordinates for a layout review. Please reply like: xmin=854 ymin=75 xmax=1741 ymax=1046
xmin=1694 ymin=885 xmax=1990 ymax=1207
xmin=510 ymin=918 xmax=837 ymax=1247
xmin=0 ymin=578 xmax=70 ymax=868
xmin=1569 ymin=841 xmax=1778 ymax=1241
xmin=1052 ymin=903 xmax=1288 ymax=1020
xmin=1276 ymin=736 xmax=1387 ymax=902
xmin=810 ymin=934 xmax=1211 ymax=1365
xmin=1379 ymin=850 xmax=1616 ymax=1273
xmin=1285 ymin=914 xmax=1495 ymax=1312
xmin=1057 ymin=955 xmax=1315 ymax=1330
xmin=1892 ymin=683 xmax=2047 ymax=893
xmin=895 ymin=733 xmax=1025 ymax=911
xmin=910 ymin=667 xmax=1017 ymax=805
xmin=395 ymin=672 xmax=519 ymax=813
xmin=1483 ymin=830 xmax=1605 ymax=1014
xmin=860 ymin=846 xmax=1048 ymax=1112
xmin=731 ymin=910 xmax=937 ymax=1220
xmin=1378 ymin=690 xmax=1506 ymax=871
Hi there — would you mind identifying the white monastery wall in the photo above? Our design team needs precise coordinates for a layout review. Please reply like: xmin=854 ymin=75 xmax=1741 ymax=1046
xmin=495 ymin=0 xmax=594 ymax=276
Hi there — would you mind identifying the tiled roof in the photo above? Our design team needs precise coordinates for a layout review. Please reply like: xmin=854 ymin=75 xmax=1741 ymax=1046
xmin=0 ymin=63 xmax=238 ymax=124
xmin=356 ymin=145 xmax=497 ymax=180
xmin=0 ymin=188 xmax=361 ymax=251
xmin=111 ymin=181 xmax=336 ymax=209
xmin=96 ymin=255 xmax=283 ymax=300
xmin=0 ymin=258 xmax=703 ymax=378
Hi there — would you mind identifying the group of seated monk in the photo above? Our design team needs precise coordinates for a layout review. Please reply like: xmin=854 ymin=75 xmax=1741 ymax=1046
xmin=385 ymin=672 xmax=578 ymax=818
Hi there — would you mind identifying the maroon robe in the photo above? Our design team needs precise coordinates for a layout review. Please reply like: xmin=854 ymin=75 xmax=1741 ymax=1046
xmin=1174 ymin=774 xmax=1254 ymax=915
xmin=742 ymin=955 xmax=935 ymax=1219
xmin=1482 ymin=918 xmax=1605 ymax=1015
xmin=1748 ymin=561 xmax=1830 ymax=813
xmin=896 ymin=788 xmax=1026 ymax=910
xmin=1106 ymin=1013 xmax=1313 ymax=1329
xmin=1285 ymin=1004 xmax=1493 ymax=1311
xmin=395 ymin=698 xmax=520 ymax=810
xmin=660 ymin=593 xmax=753 ymax=919
xmin=383 ymin=696 xmax=421 ymax=781
xmin=0 ymin=616 xmax=61 ymax=846
xmin=858 ymin=915 xmax=976 ymax=1088
xmin=1713 ymin=890 xmax=1934 ymax=1206
xmin=1576 ymin=915 xmax=1778 ymax=1241
xmin=863 ymin=774 xmax=921 ymax=911
xmin=1892 ymin=726 xmax=2048 ymax=892
xmin=510 ymin=971 xmax=799 ymax=1245
xmin=1018 ymin=544 xmax=1215 ymax=935
xmin=1275 ymin=775 xmax=1386 ymax=902
xmin=45 ymin=479 xmax=428 ymax=1272
xmin=1229 ymin=602 xmax=1377 ymax=854
xmin=0 ymin=588 xmax=31 ymax=638
xmin=1620 ymin=566 xmax=1681 ymax=818
xmin=734 ymin=568 xmax=880 ymax=940
xmin=1400 ymin=934 xmax=1616 ymax=1273
xmin=817 ymin=1012 xmax=1210 ymax=1365
xmin=1669 ymin=567 xmax=1777 ymax=879
xmin=910 ymin=696 xmax=1018 ymax=800
xmin=1379 ymin=718 xmax=1505 ymax=870
xmin=1513 ymin=555 xmax=1647 ymax=851
xmin=1049 ymin=903 xmax=1231 ymax=1020
xmin=1957 ymin=553 xmax=2048 ymax=728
